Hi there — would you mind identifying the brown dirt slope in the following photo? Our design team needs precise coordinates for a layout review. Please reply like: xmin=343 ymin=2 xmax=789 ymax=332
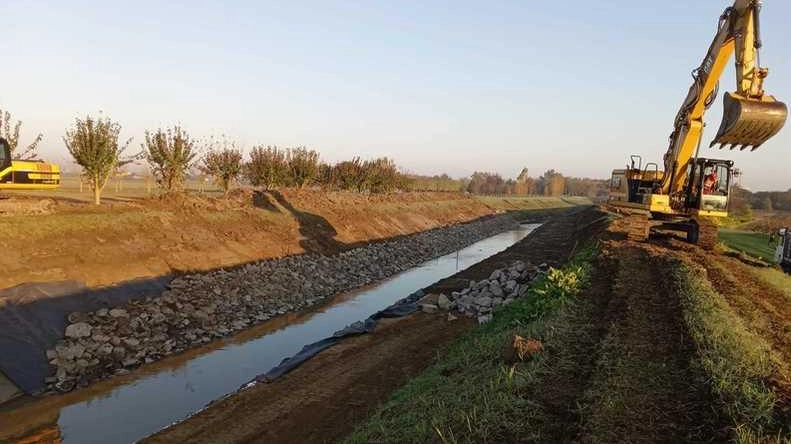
xmin=0 ymin=191 xmax=581 ymax=290
xmin=145 ymin=206 xmax=605 ymax=444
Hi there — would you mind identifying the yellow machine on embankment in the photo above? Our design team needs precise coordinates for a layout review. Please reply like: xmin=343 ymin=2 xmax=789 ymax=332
xmin=0 ymin=137 xmax=60 ymax=190
xmin=608 ymin=0 xmax=787 ymax=249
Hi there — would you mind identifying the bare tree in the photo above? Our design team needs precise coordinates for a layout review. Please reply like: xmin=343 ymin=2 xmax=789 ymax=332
xmin=202 ymin=146 xmax=243 ymax=196
xmin=143 ymin=126 xmax=198 ymax=193
xmin=0 ymin=108 xmax=43 ymax=160
xmin=63 ymin=114 xmax=135 ymax=205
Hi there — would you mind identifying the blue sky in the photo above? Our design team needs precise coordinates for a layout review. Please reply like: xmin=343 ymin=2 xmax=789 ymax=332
xmin=3 ymin=0 xmax=790 ymax=190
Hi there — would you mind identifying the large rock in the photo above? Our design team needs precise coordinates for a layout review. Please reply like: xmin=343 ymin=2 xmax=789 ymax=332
xmin=109 ymin=309 xmax=129 ymax=318
xmin=475 ymin=296 xmax=493 ymax=308
xmin=65 ymin=322 xmax=92 ymax=339
xmin=437 ymin=294 xmax=452 ymax=310
xmin=421 ymin=304 xmax=439 ymax=314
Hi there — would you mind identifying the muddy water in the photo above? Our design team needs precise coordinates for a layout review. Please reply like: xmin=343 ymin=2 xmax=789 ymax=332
xmin=0 ymin=224 xmax=539 ymax=444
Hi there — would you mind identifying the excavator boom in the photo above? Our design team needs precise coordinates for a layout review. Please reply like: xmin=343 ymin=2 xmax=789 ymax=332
xmin=662 ymin=0 xmax=786 ymax=195
xmin=608 ymin=1 xmax=786 ymax=249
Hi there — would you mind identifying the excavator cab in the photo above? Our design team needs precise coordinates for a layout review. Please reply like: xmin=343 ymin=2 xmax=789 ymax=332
xmin=683 ymin=158 xmax=733 ymax=213
xmin=0 ymin=138 xmax=10 ymax=172
xmin=711 ymin=92 xmax=787 ymax=151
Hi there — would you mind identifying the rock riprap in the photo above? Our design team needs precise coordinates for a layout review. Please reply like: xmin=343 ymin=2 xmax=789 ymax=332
xmin=419 ymin=260 xmax=548 ymax=324
xmin=47 ymin=215 xmax=522 ymax=392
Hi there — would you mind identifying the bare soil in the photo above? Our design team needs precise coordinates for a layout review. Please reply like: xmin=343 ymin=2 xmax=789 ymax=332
xmin=1 ymin=190 xmax=566 ymax=290
xmin=145 ymin=206 xmax=607 ymax=444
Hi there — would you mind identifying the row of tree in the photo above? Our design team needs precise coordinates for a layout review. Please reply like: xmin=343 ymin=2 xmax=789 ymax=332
xmin=731 ymin=186 xmax=791 ymax=217
xmin=1 ymin=109 xmax=411 ymax=204
xmin=2 ymin=107 xmax=609 ymax=205
xmin=466 ymin=170 xmax=608 ymax=199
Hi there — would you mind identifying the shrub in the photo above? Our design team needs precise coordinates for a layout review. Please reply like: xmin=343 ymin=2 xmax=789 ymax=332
xmin=63 ymin=114 xmax=135 ymax=205
xmin=317 ymin=162 xmax=333 ymax=189
xmin=0 ymin=108 xmax=43 ymax=160
xmin=332 ymin=157 xmax=365 ymax=192
xmin=143 ymin=126 xmax=198 ymax=192
xmin=246 ymin=145 xmax=287 ymax=190
xmin=361 ymin=157 xmax=401 ymax=193
xmin=202 ymin=147 xmax=243 ymax=196
xmin=286 ymin=147 xmax=320 ymax=189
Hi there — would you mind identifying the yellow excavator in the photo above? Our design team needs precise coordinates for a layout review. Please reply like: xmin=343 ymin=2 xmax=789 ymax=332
xmin=608 ymin=0 xmax=787 ymax=249
xmin=0 ymin=137 xmax=60 ymax=190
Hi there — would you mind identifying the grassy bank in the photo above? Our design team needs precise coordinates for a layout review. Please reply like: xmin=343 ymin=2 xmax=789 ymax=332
xmin=671 ymin=262 xmax=789 ymax=442
xmin=719 ymin=229 xmax=778 ymax=263
xmin=344 ymin=245 xmax=598 ymax=443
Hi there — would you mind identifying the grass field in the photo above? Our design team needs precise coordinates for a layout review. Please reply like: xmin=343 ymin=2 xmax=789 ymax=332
xmin=718 ymin=229 xmax=779 ymax=263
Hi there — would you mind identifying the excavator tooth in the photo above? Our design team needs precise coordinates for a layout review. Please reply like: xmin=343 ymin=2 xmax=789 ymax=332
xmin=729 ymin=143 xmax=737 ymax=150
xmin=739 ymin=144 xmax=749 ymax=151
xmin=711 ymin=92 xmax=788 ymax=151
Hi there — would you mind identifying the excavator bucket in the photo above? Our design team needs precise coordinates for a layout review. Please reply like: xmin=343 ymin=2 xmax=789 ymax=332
xmin=710 ymin=92 xmax=788 ymax=151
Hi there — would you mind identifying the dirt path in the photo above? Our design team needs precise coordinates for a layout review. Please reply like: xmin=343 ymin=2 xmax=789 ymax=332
xmin=518 ymin=245 xmax=727 ymax=443
xmin=146 ymin=207 xmax=607 ymax=444
xmin=576 ymin=248 xmax=727 ymax=442
xmin=145 ymin=314 xmax=472 ymax=444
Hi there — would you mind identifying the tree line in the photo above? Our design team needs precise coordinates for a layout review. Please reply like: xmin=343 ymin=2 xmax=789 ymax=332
xmin=1 ymin=109 xmax=411 ymax=204
xmin=465 ymin=170 xmax=608 ymax=200
xmin=2 ymin=107 xmax=609 ymax=205
xmin=730 ymin=186 xmax=791 ymax=217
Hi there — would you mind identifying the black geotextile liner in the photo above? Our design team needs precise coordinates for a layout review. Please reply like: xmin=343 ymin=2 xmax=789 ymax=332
xmin=253 ymin=289 xmax=425 ymax=383
xmin=0 ymin=277 xmax=169 ymax=394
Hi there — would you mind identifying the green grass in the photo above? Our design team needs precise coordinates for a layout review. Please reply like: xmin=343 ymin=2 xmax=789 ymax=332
xmin=344 ymin=246 xmax=598 ymax=443
xmin=718 ymin=229 xmax=778 ymax=262
xmin=750 ymin=268 xmax=791 ymax=301
xmin=672 ymin=262 xmax=789 ymax=442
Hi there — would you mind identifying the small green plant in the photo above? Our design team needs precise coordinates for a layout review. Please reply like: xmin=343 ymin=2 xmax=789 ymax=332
xmin=0 ymin=107 xmax=43 ymax=160
xmin=143 ymin=126 xmax=198 ymax=192
xmin=63 ymin=113 xmax=135 ymax=205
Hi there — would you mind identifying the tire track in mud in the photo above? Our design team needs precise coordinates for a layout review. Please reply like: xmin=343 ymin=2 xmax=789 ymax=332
xmin=519 ymin=256 xmax=620 ymax=442
xmin=527 ymin=244 xmax=727 ymax=443
xmin=575 ymin=248 xmax=727 ymax=443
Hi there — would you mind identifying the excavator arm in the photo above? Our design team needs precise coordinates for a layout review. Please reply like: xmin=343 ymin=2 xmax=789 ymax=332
xmin=661 ymin=0 xmax=787 ymax=196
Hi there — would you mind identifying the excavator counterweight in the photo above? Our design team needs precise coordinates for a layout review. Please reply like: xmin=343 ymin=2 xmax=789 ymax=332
xmin=711 ymin=92 xmax=788 ymax=150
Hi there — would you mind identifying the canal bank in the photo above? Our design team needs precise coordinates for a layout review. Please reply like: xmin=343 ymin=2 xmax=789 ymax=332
xmin=1 ymin=220 xmax=552 ymax=443
xmin=147 ymin=206 xmax=606 ymax=444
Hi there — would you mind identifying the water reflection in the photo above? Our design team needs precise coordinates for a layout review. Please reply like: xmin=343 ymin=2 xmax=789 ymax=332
xmin=0 ymin=224 xmax=539 ymax=444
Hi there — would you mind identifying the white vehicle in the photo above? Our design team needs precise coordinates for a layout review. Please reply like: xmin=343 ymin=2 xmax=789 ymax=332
xmin=777 ymin=228 xmax=791 ymax=272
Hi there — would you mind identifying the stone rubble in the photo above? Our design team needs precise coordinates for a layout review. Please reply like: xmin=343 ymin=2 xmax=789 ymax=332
xmin=420 ymin=260 xmax=548 ymax=324
xmin=47 ymin=215 xmax=521 ymax=392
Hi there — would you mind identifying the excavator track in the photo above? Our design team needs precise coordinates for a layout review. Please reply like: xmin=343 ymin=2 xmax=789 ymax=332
xmin=693 ymin=218 xmax=718 ymax=251
xmin=623 ymin=214 xmax=650 ymax=242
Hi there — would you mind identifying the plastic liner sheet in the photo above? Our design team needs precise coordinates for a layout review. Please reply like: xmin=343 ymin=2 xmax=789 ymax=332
xmin=253 ymin=289 xmax=425 ymax=383
xmin=0 ymin=277 xmax=169 ymax=394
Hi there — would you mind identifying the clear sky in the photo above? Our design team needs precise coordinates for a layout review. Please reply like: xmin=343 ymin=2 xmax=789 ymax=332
xmin=3 ymin=0 xmax=790 ymax=190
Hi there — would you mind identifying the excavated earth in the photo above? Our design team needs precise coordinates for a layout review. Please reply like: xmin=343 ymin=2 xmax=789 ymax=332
xmin=149 ymin=207 xmax=791 ymax=444
xmin=145 ymin=206 xmax=607 ymax=444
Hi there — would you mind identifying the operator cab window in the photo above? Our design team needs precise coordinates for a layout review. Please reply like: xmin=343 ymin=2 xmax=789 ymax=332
xmin=0 ymin=139 xmax=9 ymax=170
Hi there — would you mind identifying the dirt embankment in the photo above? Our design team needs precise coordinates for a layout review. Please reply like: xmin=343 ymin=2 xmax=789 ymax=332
xmin=145 ymin=206 xmax=606 ymax=444
xmin=0 ymin=191 xmax=582 ymax=290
